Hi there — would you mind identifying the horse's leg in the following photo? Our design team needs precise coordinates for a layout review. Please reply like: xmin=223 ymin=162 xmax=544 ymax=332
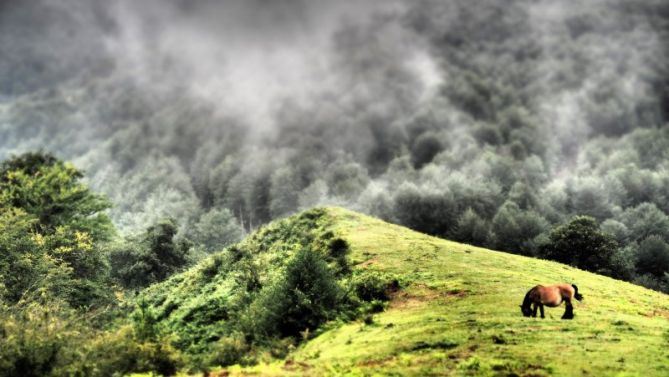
xmin=562 ymin=299 xmax=574 ymax=320
xmin=540 ymin=304 xmax=545 ymax=319
xmin=532 ymin=303 xmax=538 ymax=317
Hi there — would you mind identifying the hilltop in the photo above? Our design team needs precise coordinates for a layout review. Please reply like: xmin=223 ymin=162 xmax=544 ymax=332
xmin=142 ymin=207 xmax=669 ymax=376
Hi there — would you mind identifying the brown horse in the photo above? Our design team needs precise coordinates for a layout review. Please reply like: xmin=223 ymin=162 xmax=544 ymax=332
xmin=520 ymin=284 xmax=583 ymax=319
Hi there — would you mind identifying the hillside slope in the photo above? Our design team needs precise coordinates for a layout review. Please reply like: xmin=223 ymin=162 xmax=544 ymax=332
xmin=148 ymin=208 xmax=669 ymax=376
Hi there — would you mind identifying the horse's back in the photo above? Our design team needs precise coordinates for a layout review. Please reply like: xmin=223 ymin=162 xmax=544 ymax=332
xmin=555 ymin=283 xmax=576 ymax=297
xmin=535 ymin=284 xmax=574 ymax=306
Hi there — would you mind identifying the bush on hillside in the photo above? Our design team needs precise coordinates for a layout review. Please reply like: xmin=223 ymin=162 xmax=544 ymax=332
xmin=248 ymin=247 xmax=343 ymax=339
xmin=540 ymin=216 xmax=618 ymax=274
xmin=110 ymin=218 xmax=190 ymax=289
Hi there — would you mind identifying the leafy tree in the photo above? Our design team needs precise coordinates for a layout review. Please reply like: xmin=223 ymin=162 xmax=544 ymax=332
xmin=250 ymin=248 xmax=342 ymax=338
xmin=393 ymin=183 xmax=456 ymax=237
xmin=618 ymin=202 xmax=669 ymax=244
xmin=0 ymin=303 xmax=83 ymax=377
xmin=188 ymin=208 xmax=243 ymax=253
xmin=491 ymin=201 xmax=548 ymax=255
xmin=411 ymin=133 xmax=443 ymax=169
xmin=567 ymin=178 xmax=614 ymax=222
xmin=0 ymin=153 xmax=114 ymax=307
xmin=451 ymin=208 xmax=493 ymax=246
xmin=635 ymin=236 xmax=669 ymax=279
xmin=110 ymin=218 xmax=189 ymax=289
xmin=0 ymin=152 xmax=113 ymax=241
xmin=540 ymin=216 xmax=618 ymax=274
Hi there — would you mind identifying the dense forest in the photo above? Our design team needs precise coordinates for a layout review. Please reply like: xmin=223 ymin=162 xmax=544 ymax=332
xmin=1 ymin=0 xmax=669 ymax=374
xmin=1 ymin=0 xmax=669 ymax=284
xmin=4 ymin=0 xmax=667 ymax=289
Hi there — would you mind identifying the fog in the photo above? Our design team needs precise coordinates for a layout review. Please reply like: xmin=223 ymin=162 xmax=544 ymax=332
xmin=1 ymin=0 xmax=668 ymax=278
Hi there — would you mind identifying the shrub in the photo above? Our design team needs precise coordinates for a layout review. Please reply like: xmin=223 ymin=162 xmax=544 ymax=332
xmin=636 ymin=236 xmax=669 ymax=278
xmin=110 ymin=218 xmax=190 ymax=289
xmin=350 ymin=271 xmax=400 ymax=302
xmin=540 ymin=216 xmax=618 ymax=274
xmin=250 ymin=248 xmax=342 ymax=338
xmin=205 ymin=332 xmax=252 ymax=367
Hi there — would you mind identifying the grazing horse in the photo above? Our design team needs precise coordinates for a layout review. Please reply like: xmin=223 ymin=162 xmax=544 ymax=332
xmin=520 ymin=284 xmax=583 ymax=319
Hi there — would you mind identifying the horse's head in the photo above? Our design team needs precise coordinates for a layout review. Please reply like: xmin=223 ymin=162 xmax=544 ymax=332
xmin=520 ymin=304 xmax=532 ymax=317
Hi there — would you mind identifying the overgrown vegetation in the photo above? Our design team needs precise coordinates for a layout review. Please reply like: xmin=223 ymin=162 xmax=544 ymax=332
xmin=206 ymin=208 xmax=669 ymax=376
xmin=0 ymin=156 xmax=397 ymax=375
xmin=137 ymin=208 xmax=399 ymax=370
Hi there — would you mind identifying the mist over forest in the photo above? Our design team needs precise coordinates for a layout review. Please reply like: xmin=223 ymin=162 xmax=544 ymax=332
xmin=1 ymin=0 xmax=669 ymax=288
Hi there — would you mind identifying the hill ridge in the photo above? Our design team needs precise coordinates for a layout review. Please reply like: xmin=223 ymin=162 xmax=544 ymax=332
xmin=144 ymin=207 xmax=669 ymax=376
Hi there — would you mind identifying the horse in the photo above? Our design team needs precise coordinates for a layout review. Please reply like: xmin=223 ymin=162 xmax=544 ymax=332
xmin=520 ymin=283 xmax=583 ymax=319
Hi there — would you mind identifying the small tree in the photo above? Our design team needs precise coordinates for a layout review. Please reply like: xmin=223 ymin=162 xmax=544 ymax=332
xmin=189 ymin=208 xmax=243 ymax=253
xmin=110 ymin=218 xmax=189 ymax=289
xmin=393 ymin=183 xmax=456 ymax=237
xmin=636 ymin=235 xmax=669 ymax=279
xmin=0 ymin=152 xmax=113 ymax=240
xmin=250 ymin=248 xmax=342 ymax=338
xmin=491 ymin=201 xmax=548 ymax=256
xmin=0 ymin=153 xmax=115 ymax=307
xmin=540 ymin=216 xmax=617 ymax=274
xmin=451 ymin=208 xmax=493 ymax=247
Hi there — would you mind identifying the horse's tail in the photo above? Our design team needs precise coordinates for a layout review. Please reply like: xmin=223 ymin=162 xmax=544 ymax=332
xmin=572 ymin=284 xmax=583 ymax=301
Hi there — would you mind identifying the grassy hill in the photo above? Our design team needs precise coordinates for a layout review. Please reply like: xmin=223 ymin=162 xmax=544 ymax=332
xmin=143 ymin=207 xmax=669 ymax=377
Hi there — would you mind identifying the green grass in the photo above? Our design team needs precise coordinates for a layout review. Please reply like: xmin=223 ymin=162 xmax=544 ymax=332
xmin=218 ymin=207 xmax=669 ymax=376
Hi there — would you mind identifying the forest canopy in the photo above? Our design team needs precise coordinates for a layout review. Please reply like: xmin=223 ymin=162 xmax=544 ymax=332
xmin=0 ymin=0 xmax=668 ymax=290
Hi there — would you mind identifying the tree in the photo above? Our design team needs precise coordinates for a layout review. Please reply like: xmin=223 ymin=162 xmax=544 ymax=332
xmin=393 ymin=183 xmax=456 ymax=237
xmin=0 ymin=153 xmax=115 ymax=307
xmin=636 ymin=236 xmax=669 ymax=279
xmin=618 ymin=202 xmax=669 ymax=244
xmin=450 ymin=208 xmax=493 ymax=247
xmin=0 ymin=152 xmax=113 ymax=241
xmin=188 ymin=208 xmax=243 ymax=253
xmin=491 ymin=201 xmax=548 ymax=256
xmin=110 ymin=218 xmax=190 ymax=289
xmin=411 ymin=133 xmax=443 ymax=169
xmin=250 ymin=248 xmax=342 ymax=338
xmin=540 ymin=216 xmax=618 ymax=274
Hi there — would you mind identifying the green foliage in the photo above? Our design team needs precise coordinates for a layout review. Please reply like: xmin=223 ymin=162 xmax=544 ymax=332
xmin=635 ymin=236 xmax=669 ymax=279
xmin=78 ymin=311 xmax=183 ymax=377
xmin=0 ymin=303 xmax=74 ymax=377
xmin=491 ymin=201 xmax=548 ymax=256
xmin=410 ymin=133 xmax=443 ymax=169
xmin=392 ymin=183 xmax=456 ymax=237
xmin=0 ymin=152 xmax=113 ymax=241
xmin=540 ymin=216 xmax=618 ymax=274
xmin=349 ymin=270 xmax=400 ymax=302
xmin=110 ymin=218 xmax=190 ymax=289
xmin=0 ymin=153 xmax=114 ymax=308
xmin=188 ymin=208 xmax=243 ymax=253
xmin=131 ymin=209 xmax=391 ymax=370
xmin=205 ymin=332 xmax=253 ymax=367
xmin=250 ymin=247 xmax=342 ymax=338
xmin=451 ymin=208 xmax=493 ymax=246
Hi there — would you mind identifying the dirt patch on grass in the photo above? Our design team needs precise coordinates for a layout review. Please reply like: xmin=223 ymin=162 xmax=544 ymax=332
xmin=443 ymin=288 xmax=469 ymax=298
xmin=643 ymin=309 xmax=669 ymax=319
xmin=283 ymin=360 xmax=311 ymax=372
xmin=355 ymin=355 xmax=396 ymax=368
xmin=388 ymin=292 xmax=428 ymax=310
xmin=388 ymin=284 xmax=469 ymax=309
xmin=358 ymin=257 xmax=379 ymax=268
